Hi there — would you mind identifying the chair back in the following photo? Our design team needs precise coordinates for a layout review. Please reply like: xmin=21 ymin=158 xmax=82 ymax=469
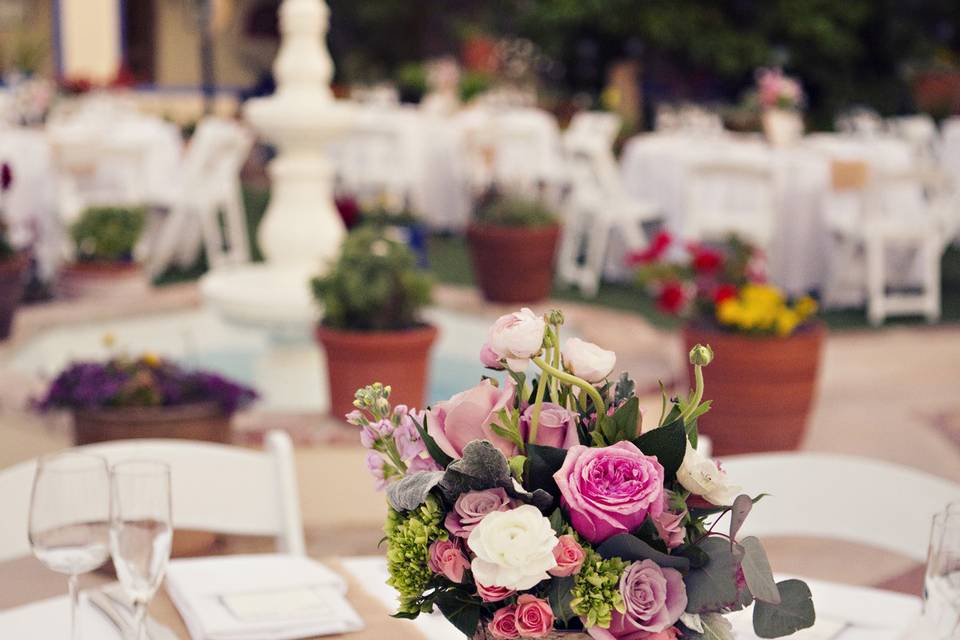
xmin=567 ymin=112 xmax=621 ymax=148
xmin=684 ymin=160 xmax=776 ymax=247
xmin=0 ymin=431 xmax=305 ymax=563
xmin=490 ymin=108 xmax=565 ymax=198
xmin=721 ymin=452 xmax=960 ymax=563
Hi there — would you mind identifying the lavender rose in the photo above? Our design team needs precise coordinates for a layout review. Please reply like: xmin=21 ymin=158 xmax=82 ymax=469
xmin=601 ymin=560 xmax=686 ymax=636
xmin=553 ymin=442 xmax=665 ymax=544
xmin=445 ymin=488 xmax=515 ymax=538
xmin=428 ymin=539 xmax=470 ymax=583
xmin=427 ymin=379 xmax=517 ymax=459
xmin=521 ymin=402 xmax=579 ymax=449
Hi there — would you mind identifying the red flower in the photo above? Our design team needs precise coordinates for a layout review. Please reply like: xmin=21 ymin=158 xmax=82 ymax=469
xmin=690 ymin=245 xmax=724 ymax=275
xmin=335 ymin=196 xmax=361 ymax=229
xmin=626 ymin=231 xmax=672 ymax=266
xmin=0 ymin=162 xmax=12 ymax=193
xmin=656 ymin=281 xmax=687 ymax=315
xmin=713 ymin=284 xmax=738 ymax=305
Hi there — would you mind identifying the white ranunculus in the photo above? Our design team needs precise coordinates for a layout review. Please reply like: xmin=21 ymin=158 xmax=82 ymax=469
xmin=467 ymin=505 xmax=558 ymax=590
xmin=676 ymin=442 xmax=741 ymax=505
xmin=488 ymin=308 xmax=546 ymax=372
xmin=562 ymin=337 xmax=616 ymax=383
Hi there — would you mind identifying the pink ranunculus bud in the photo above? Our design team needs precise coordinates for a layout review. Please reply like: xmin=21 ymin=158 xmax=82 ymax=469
xmin=487 ymin=308 xmax=546 ymax=372
xmin=480 ymin=342 xmax=506 ymax=370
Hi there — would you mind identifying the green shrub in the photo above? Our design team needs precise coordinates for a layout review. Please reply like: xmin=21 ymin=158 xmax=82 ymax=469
xmin=311 ymin=226 xmax=432 ymax=331
xmin=459 ymin=70 xmax=493 ymax=103
xmin=71 ymin=206 xmax=146 ymax=263
xmin=474 ymin=192 xmax=558 ymax=228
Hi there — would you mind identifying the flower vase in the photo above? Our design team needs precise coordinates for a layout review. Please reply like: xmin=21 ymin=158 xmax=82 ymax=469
xmin=762 ymin=108 xmax=804 ymax=146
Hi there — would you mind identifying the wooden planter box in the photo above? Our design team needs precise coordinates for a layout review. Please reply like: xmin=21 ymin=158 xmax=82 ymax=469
xmin=682 ymin=322 xmax=825 ymax=456
xmin=316 ymin=324 xmax=438 ymax=419
xmin=466 ymin=224 xmax=560 ymax=303
xmin=0 ymin=252 xmax=30 ymax=339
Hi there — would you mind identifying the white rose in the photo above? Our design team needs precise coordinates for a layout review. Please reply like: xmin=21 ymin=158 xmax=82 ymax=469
xmin=562 ymin=338 xmax=616 ymax=383
xmin=467 ymin=505 xmax=558 ymax=590
xmin=488 ymin=308 xmax=546 ymax=372
xmin=676 ymin=442 xmax=741 ymax=505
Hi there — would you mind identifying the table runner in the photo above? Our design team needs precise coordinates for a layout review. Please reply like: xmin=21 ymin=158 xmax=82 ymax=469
xmin=0 ymin=555 xmax=428 ymax=640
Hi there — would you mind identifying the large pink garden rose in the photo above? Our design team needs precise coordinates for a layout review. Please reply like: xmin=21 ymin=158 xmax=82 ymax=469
xmin=588 ymin=560 xmax=686 ymax=638
xmin=427 ymin=379 xmax=517 ymax=459
xmin=553 ymin=442 xmax=665 ymax=543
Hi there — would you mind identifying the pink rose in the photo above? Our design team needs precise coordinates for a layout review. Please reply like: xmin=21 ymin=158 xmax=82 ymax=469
xmin=445 ymin=488 xmax=515 ymax=538
xmin=428 ymin=539 xmax=470 ymax=583
xmin=515 ymin=594 xmax=554 ymax=638
xmin=480 ymin=342 xmax=506 ymax=370
xmin=652 ymin=497 xmax=686 ymax=550
xmin=488 ymin=308 xmax=546 ymax=372
xmin=548 ymin=534 xmax=586 ymax=577
xmin=489 ymin=605 xmax=520 ymax=639
xmin=427 ymin=379 xmax=518 ymax=459
xmin=521 ymin=402 xmax=579 ymax=449
xmin=553 ymin=442 xmax=665 ymax=544
xmin=477 ymin=582 xmax=516 ymax=603
xmin=608 ymin=560 xmax=686 ymax=635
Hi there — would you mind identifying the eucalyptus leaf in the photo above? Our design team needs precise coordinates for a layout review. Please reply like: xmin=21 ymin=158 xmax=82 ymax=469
xmin=434 ymin=590 xmax=481 ymax=637
xmin=596 ymin=533 xmax=690 ymax=571
xmin=545 ymin=576 xmax=578 ymax=623
xmin=386 ymin=471 xmax=444 ymax=511
xmin=729 ymin=494 xmax=754 ymax=540
xmin=752 ymin=579 xmax=815 ymax=638
xmin=700 ymin=613 xmax=736 ymax=640
xmin=632 ymin=418 xmax=686 ymax=480
xmin=684 ymin=537 xmax=744 ymax=613
xmin=740 ymin=537 xmax=780 ymax=604
xmin=413 ymin=415 xmax=453 ymax=468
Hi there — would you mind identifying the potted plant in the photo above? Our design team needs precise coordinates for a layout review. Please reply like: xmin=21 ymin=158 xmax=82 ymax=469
xmin=35 ymin=352 xmax=258 ymax=446
xmin=60 ymin=205 xmax=148 ymax=298
xmin=631 ymin=233 xmax=823 ymax=455
xmin=466 ymin=191 xmax=560 ymax=303
xmin=754 ymin=67 xmax=805 ymax=146
xmin=311 ymin=226 xmax=436 ymax=419
xmin=349 ymin=308 xmax=815 ymax=639
xmin=0 ymin=161 xmax=30 ymax=340
xmin=360 ymin=204 xmax=429 ymax=267
xmin=396 ymin=62 xmax=428 ymax=104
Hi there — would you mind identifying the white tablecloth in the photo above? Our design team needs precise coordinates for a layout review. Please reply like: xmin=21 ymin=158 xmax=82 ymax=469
xmin=620 ymin=132 xmax=915 ymax=295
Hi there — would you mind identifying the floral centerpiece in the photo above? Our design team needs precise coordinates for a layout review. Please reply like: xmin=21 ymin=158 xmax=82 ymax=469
xmin=36 ymin=352 xmax=257 ymax=446
xmin=753 ymin=68 xmax=805 ymax=146
xmin=351 ymin=308 xmax=815 ymax=639
xmin=0 ymin=161 xmax=30 ymax=339
xmin=631 ymin=234 xmax=824 ymax=455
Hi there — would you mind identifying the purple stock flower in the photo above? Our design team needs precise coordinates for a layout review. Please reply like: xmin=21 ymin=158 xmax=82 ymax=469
xmin=366 ymin=452 xmax=388 ymax=490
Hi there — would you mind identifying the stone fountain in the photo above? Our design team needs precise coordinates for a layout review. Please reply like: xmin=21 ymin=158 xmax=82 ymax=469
xmin=201 ymin=0 xmax=350 ymax=336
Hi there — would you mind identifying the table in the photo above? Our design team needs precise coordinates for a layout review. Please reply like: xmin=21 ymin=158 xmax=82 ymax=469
xmin=0 ymin=554 xmax=922 ymax=640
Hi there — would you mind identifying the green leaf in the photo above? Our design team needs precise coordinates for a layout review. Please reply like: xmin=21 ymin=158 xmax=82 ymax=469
xmin=632 ymin=418 xmax=686 ymax=480
xmin=729 ymin=494 xmax=754 ymax=540
xmin=596 ymin=533 xmax=691 ymax=571
xmin=675 ymin=544 xmax=709 ymax=569
xmin=684 ymin=537 xmax=744 ymax=613
xmin=413 ymin=415 xmax=453 ymax=468
xmin=607 ymin=396 xmax=640 ymax=443
xmin=385 ymin=471 xmax=444 ymax=511
xmin=752 ymin=579 xmax=816 ymax=638
xmin=545 ymin=576 xmax=578 ymax=623
xmin=548 ymin=508 xmax=564 ymax=534
xmin=508 ymin=455 xmax=527 ymax=481
xmin=490 ymin=418 xmax=524 ymax=450
xmin=526 ymin=443 xmax=568 ymax=498
xmin=740 ymin=537 xmax=780 ymax=604
xmin=434 ymin=590 xmax=481 ymax=637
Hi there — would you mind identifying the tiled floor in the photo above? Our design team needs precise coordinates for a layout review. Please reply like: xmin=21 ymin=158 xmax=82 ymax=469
xmin=2 ymin=282 xmax=958 ymax=595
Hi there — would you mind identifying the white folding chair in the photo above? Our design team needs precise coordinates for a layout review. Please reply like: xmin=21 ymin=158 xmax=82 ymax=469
xmin=490 ymin=108 xmax=566 ymax=202
xmin=0 ymin=431 xmax=305 ymax=563
xmin=683 ymin=161 xmax=777 ymax=251
xmin=146 ymin=117 xmax=254 ymax=277
xmin=566 ymin=111 xmax=621 ymax=149
xmin=337 ymin=107 xmax=417 ymax=210
xmin=557 ymin=132 xmax=660 ymax=296
xmin=722 ymin=452 xmax=960 ymax=563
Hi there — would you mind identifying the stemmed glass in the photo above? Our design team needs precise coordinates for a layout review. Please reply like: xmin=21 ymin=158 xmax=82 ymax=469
xmin=923 ymin=508 xmax=960 ymax=638
xmin=109 ymin=460 xmax=173 ymax=640
xmin=28 ymin=452 xmax=111 ymax=640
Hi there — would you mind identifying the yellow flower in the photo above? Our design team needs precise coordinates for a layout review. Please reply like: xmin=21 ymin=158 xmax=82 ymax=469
xmin=795 ymin=296 xmax=818 ymax=319
xmin=716 ymin=299 xmax=742 ymax=326
xmin=102 ymin=332 xmax=116 ymax=349
xmin=775 ymin=309 xmax=801 ymax=337
xmin=141 ymin=352 xmax=161 ymax=367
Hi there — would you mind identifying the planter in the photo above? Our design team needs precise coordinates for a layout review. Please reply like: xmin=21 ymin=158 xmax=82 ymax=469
xmin=467 ymin=224 xmax=560 ymax=303
xmin=72 ymin=401 xmax=232 ymax=446
xmin=316 ymin=324 xmax=438 ymax=419
xmin=0 ymin=252 xmax=30 ymax=339
xmin=58 ymin=261 xmax=149 ymax=299
xmin=762 ymin=108 xmax=804 ymax=147
xmin=682 ymin=322 xmax=825 ymax=456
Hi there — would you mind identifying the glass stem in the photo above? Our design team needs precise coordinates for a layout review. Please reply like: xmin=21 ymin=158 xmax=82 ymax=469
xmin=133 ymin=600 xmax=148 ymax=640
xmin=68 ymin=573 xmax=80 ymax=640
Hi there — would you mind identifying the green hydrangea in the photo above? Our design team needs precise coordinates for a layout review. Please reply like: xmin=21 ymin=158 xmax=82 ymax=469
xmin=384 ymin=495 xmax=447 ymax=614
xmin=569 ymin=548 xmax=627 ymax=628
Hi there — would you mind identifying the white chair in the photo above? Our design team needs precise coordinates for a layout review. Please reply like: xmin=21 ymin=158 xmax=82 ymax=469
xmin=146 ymin=117 xmax=253 ymax=277
xmin=557 ymin=132 xmax=660 ymax=296
xmin=683 ymin=161 xmax=777 ymax=251
xmin=336 ymin=107 xmax=418 ymax=210
xmin=722 ymin=452 xmax=960 ymax=563
xmin=823 ymin=162 xmax=945 ymax=324
xmin=566 ymin=111 xmax=621 ymax=149
xmin=888 ymin=114 xmax=940 ymax=169
xmin=489 ymin=108 xmax=566 ymax=201
xmin=0 ymin=431 xmax=305 ymax=563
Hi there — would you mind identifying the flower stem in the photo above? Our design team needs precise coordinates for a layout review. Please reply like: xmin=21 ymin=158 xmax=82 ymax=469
xmin=680 ymin=364 xmax=704 ymax=426
xmin=528 ymin=365 xmax=549 ymax=445
xmin=532 ymin=357 xmax=606 ymax=417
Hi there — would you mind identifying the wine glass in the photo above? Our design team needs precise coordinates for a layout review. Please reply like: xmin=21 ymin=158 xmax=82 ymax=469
xmin=923 ymin=512 xmax=960 ymax=638
xmin=28 ymin=452 xmax=111 ymax=640
xmin=109 ymin=460 xmax=173 ymax=640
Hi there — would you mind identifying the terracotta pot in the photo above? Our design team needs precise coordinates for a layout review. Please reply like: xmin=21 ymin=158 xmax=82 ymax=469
xmin=72 ymin=401 xmax=232 ymax=446
xmin=682 ymin=322 xmax=825 ymax=456
xmin=467 ymin=224 xmax=560 ymax=303
xmin=0 ymin=252 xmax=30 ymax=340
xmin=316 ymin=324 xmax=438 ymax=419
xmin=59 ymin=261 xmax=149 ymax=299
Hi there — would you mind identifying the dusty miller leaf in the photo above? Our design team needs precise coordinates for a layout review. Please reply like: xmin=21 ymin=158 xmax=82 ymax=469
xmin=386 ymin=471 xmax=444 ymax=511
